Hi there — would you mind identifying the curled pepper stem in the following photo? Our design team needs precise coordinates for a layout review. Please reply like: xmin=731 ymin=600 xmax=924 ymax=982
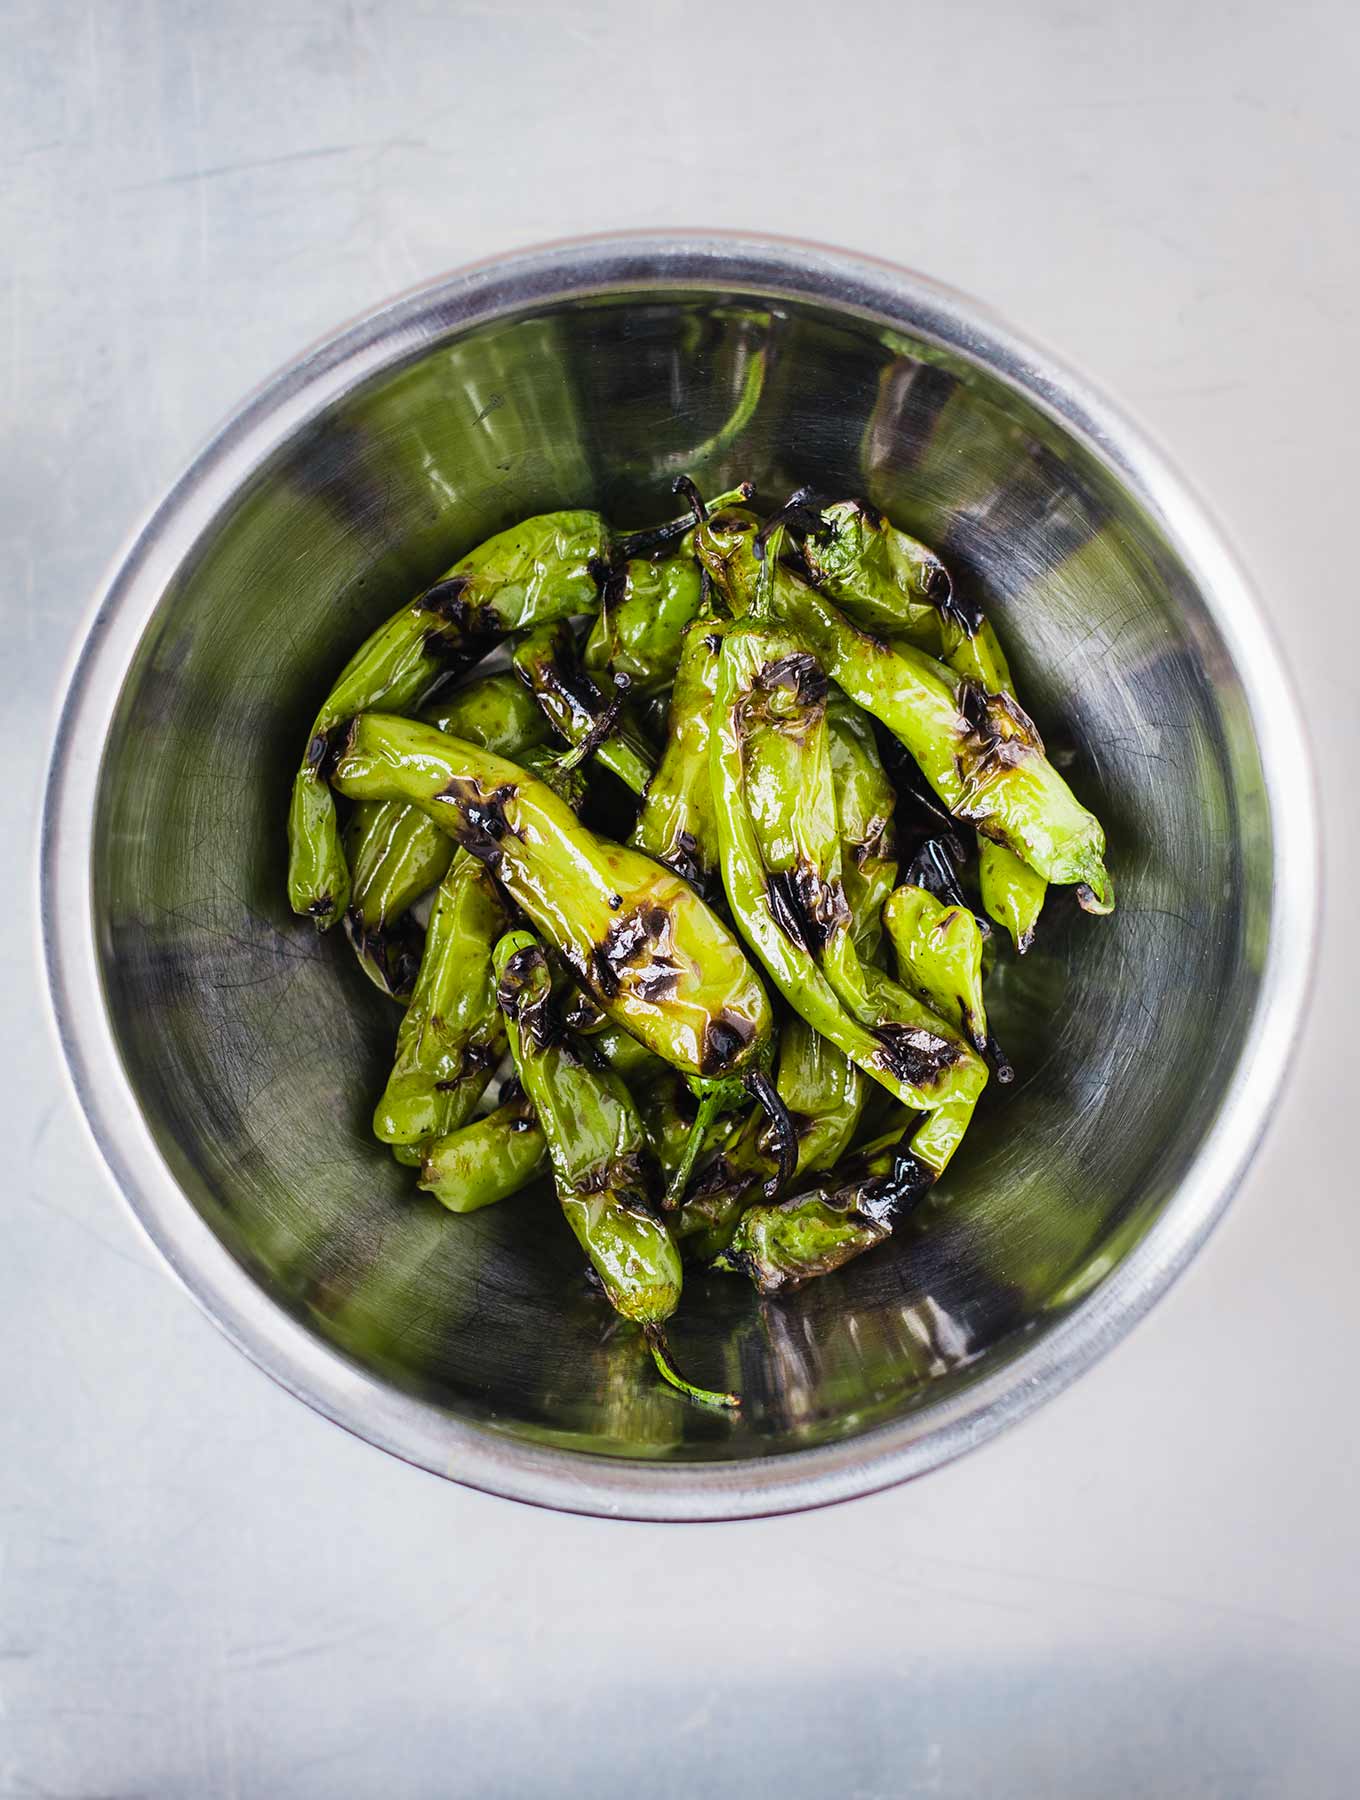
xmin=644 ymin=1325 xmax=740 ymax=1410
xmin=619 ymin=483 xmax=754 ymax=557
xmin=744 ymin=1069 xmax=797 ymax=1199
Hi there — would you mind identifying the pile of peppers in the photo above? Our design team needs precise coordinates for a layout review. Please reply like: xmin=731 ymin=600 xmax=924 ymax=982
xmin=288 ymin=479 xmax=1113 ymax=1408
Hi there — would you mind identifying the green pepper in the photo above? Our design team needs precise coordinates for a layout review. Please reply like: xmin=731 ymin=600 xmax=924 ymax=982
xmin=427 ymin=671 xmax=552 ymax=758
xmin=826 ymin=689 xmax=899 ymax=963
xmin=882 ymin=883 xmax=990 ymax=1054
xmin=699 ymin=507 xmax=1112 ymax=911
xmin=493 ymin=929 xmax=736 ymax=1408
xmin=799 ymin=497 xmax=1052 ymax=939
xmin=800 ymin=497 xmax=955 ymax=645
xmin=510 ymin=620 xmax=654 ymax=796
xmin=776 ymin=1013 xmax=865 ymax=1175
xmin=418 ymin=1094 xmax=547 ymax=1214
xmin=372 ymin=853 xmax=508 ymax=1150
xmin=978 ymin=836 xmax=1047 ymax=956
xmin=331 ymin=714 xmax=773 ymax=1084
xmin=342 ymin=799 xmax=453 ymax=1003
xmin=630 ymin=616 xmax=728 ymax=893
xmin=707 ymin=606 xmax=986 ymax=1159
xmin=341 ymin=673 xmax=559 ymax=1003
xmin=715 ymin=1125 xmax=931 ymax=1294
xmin=583 ymin=552 xmax=705 ymax=698
xmin=288 ymin=509 xmax=607 ymax=929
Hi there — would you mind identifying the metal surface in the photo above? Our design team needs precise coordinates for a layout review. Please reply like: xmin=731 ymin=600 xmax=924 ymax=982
xmin=42 ymin=235 xmax=1315 ymax=1518
xmin=6 ymin=1 xmax=1358 ymax=1792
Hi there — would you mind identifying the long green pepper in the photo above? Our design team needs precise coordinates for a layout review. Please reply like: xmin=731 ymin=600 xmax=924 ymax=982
xmin=289 ymin=510 xmax=607 ymax=928
xmin=493 ymin=930 xmax=736 ymax=1408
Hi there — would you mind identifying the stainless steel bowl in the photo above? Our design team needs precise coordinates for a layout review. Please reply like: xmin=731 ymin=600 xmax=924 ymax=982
xmin=42 ymin=234 xmax=1316 ymax=1520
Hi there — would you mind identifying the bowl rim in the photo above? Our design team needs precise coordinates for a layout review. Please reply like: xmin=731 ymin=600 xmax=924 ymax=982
xmin=39 ymin=229 xmax=1319 ymax=1521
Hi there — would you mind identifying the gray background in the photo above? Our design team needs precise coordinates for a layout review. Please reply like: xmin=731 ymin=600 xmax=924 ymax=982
xmin=4 ymin=1 xmax=1356 ymax=1793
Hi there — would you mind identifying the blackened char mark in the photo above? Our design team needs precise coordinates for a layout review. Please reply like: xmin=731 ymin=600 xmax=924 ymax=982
xmin=854 ymin=1147 xmax=936 ymax=1227
xmin=904 ymin=835 xmax=970 ymax=910
xmin=496 ymin=942 xmax=555 ymax=1047
xmin=438 ymin=775 xmax=518 ymax=867
xmin=700 ymin=1009 xmax=756 ymax=1077
xmin=757 ymin=651 xmax=828 ymax=709
xmin=873 ymin=1021 xmax=963 ymax=1089
xmin=659 ymin=830 xmax=707 ymax=895
xmin=766 ymin=863 xmax=850 ymax=956
xmin=590 ymin=903 xmax=680 ymax=1004
xmin=419 ymin=573 xmax=473 ymax=623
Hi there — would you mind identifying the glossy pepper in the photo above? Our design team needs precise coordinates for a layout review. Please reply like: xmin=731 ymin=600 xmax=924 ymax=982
xmin=510 ymin=620 xmax=654 ymax=796
xmin=629 ymin=616 xmax=728 ymax=894
xmin=418 ymin=1094 xmax=548 ymax=1214
xmin=493 ymin=929 xmax=736 ymax=1408
xmin=342 ymin=674 xmax=568 ymax=1003
xmin=372 ymin=853 xmax=508 ymax=1151
xmin=698 ymin=507 xmax=1113 ymax=911
xmin=882 ymin=884 xmax=990 ymax=1055
xmin=707 ymin=599 xmax=987 ymax=1163
xmin=288 ymin=509 xmax=607 ymax=929
xmin=330 ymin=714 xmax=773 ymax=1084
xmin=580 ymin=482 xmax=752 ymax=696
xmin=825 ymin=689 xmax=899 ymax=963
xmin=799 ymin=496 xmax=1051 ymax=944
xmin=715 ymin=1127 xmax=928 ymax=1295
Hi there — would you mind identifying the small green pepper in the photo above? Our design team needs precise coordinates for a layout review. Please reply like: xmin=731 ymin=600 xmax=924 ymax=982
xmin=716 ymin=1127 xmax=929 ymax=1295
xmin=342 ymin=799 xmax=453 ymax=1003
xmin=494 ymin=929 xmax=736 ymax=1408
xmin=708 ymin=609 xmax=986 ymax=1146
xmin=698 ymin=507 xmax=1112 ymax=911
xmin=418 ymin=1094 xmax=547 ymax=1214
xmin=630 ymin=616 xmax=728 ymax=893
xmin=882 ymin=883 xmax=990 ymax=1054
xmin=826 ymin=689 xmax=899 ymax=963
xmin=288 ymin=509 xmax=607 ymax=928
xmin=799 ymin=497 xmax=1051 ymax=940
xmin=510 ymin=620 xmax=654 ymax=796
xmin=372 ymin=853 xmax=508 ymax=1150
xmin=583 ymin=553 xmax=705 ymax=698
xmin=978 ymin=836 xmax=1047 ymax=956
xmin=331 ymin=715 xmax=773 ymax=1083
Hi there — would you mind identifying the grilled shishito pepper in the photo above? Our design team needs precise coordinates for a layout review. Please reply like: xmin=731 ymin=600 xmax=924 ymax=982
xmin=630 ymin=617 xmax=727 ymax=893
xmin=800 ymin=497 xmax=1054 ymax=943
xmin=716 ymin=1129 xmax=928 ymax=1295
xmin=697 ymin=507 xmax=1112 ymax=912
xmin=583 ymin=552 xmax=705 ymax=698
xmin=342 ymin=674 xmax=555 ymax=1001
xmin=330 ymin=714 xmax=773 ymax=1083
xmin=826 ymin=690 xmax=899 ymax=963
xmin=372 ymin=853 xmax=508 ymax=1150
xmin=510 ymin=620 xmax=654 ymax=796
xmin=708 ymin=609 xmax=986 ymax=1151
xmin=882 ymin=884 xmax=990 ymax=1054
xmin=418 ymin=1094 xmax=547 ymax=1214
xmin=493 ymin=930 xmax=737 ymax=1409
xmin=289 ymin=509 xmax=607 ymax=929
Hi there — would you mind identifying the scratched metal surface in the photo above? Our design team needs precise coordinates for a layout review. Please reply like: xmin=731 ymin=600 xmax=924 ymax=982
xmin=4 ymin=1 xmax=1358 ymax=1794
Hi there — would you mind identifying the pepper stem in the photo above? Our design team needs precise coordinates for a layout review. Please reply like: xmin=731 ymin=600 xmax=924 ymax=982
xmin=617 ymin=482 xmax=755 ymax=556
xmin=660 ymin=1086 xmax=724 ymax=1211
xmin=645 ymin=1324 xmax=740 ymax=1410
xmin=744 ymin=1069 xmax=797 ymax=1198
